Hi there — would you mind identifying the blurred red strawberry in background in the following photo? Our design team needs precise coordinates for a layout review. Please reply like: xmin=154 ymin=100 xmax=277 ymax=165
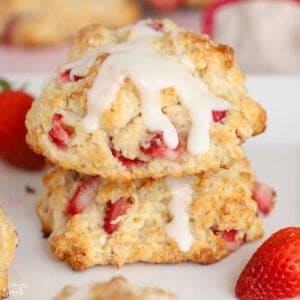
xmin=0 ymin=79 xmax=46 ymax=170
xmin=146 ymin=0 xmax=184 ymax=11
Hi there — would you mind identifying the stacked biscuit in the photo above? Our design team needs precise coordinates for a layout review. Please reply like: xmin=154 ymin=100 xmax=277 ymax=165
xmin=26 ymin=19 xmax=274 ymax=271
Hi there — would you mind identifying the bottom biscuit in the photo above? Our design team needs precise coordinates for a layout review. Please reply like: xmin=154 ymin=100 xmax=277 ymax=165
xmin=53 ymin=276 xmax=176 ymax=300
xmin=37 ymin=159 xmax=271 ymax=270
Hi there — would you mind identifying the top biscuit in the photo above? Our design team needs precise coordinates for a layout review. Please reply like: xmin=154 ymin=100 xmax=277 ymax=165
xmin=0 ymin=0 xmax=140 ymax=46
xmin=26 ymin=19 xmax=266 ymax=181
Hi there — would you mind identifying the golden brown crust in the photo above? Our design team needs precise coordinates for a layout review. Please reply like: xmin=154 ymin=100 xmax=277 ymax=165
xmin=0 ymin=207 xmax=18 ymax=298
xmin=36 ymin=158 xmax=264 ymax=270
xmin=26 ymin=19 xmax=266 ymax=181
xmin=53 ymin=276 xmax=176 ymax=300
xmin=0 ymin=0 xmax=141 ymax=47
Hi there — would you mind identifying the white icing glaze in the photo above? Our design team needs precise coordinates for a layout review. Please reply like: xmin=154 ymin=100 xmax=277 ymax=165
xmin=84 ymin=45 xmax=229 ymax=153
xmin=99 ymin=234 xmax=107 ymax=245
xmin=64 ymin=50 xmax=98 ymax=80
xmin=165 ymin=177 xmax=194 ymax=252
xmin=61 ymin=19 xmax=229 ymax=154
xmin=42 ymin=71 xmax=57 ymax=89
xmin=62 ymin=20 xmax=161 ymax=78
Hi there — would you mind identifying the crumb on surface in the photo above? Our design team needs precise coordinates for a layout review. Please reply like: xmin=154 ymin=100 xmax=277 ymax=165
xmin=25 ymin=185 xmax=36 ymax=194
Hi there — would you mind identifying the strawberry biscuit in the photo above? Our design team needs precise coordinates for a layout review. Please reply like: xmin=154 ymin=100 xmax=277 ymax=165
xmin=53 ymin=276 xmax=176 ymax=300
xmin=0 ymin=207 xmax=18 ymax=298
xmin=26 ymin=19 xmax=266 ymax=181
xmin=0 ymin=0 xmax=140 ymax=47
xmin=36 ymin=158 xmax=272 ymax=270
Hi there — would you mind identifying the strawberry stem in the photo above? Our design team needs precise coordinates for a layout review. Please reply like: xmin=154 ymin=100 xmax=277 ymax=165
xmin=0 ymin=78 xmax=11 ymax=91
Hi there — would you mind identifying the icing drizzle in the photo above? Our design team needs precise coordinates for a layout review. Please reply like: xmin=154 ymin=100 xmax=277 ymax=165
xmin=165 ymin=177 xmax=194 ymax=252
xmin=61 ymin=19 xmax=229 ymax=155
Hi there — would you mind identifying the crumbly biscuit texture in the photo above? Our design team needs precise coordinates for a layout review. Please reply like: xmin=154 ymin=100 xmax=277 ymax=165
xmin=37 ymin=158 xmax=264 ymax=270
xmin=53 ymin=276 xmax=176 ymax=300
xmin=0 ymin=207 xmax=18 ymax=298
xmin=0 ymin=0 xmax=140 ymax=46
xmin=26 ymin=19 xmax=266 ymax=180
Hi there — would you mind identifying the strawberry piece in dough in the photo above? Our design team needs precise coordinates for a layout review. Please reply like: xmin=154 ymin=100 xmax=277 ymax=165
xmin=140 ymin=132 xmax=184 ymax=161
xmin=252 ymin=182 xmax=275 ymax=216
xmin=215 ymin=230 xmax=245 ymax=251
xmin=235 ymin=130 xmax=245 ymax=145
xmin=148 ymin=21 xmax=164 ymax=32
xmin=235 ymin=227 xmax=300 ymax=300
xmin=58 ymin=70 xmax=83 ymax=84
xmin=49 ymin=114 xmax=73 ymax=148
xmin=212 ymin=110 xmax=228 ymax=122
xmin=104 ymin=197 xmax=133 ymax=234
xmin=67 ymin=176 xmax=101 ymax=215
xmin=112 ymin=149 xmax=145 ymax=168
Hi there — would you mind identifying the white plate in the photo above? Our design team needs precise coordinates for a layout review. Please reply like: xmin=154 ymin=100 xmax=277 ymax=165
xmin=0 ymin=74 xmax=299 ymax=299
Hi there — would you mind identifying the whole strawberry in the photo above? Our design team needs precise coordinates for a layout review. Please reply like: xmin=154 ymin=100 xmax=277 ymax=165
xmin=0 ymin=79 xmax=45 ymax=170
xmin=235 ymin=227 xmax=300 ymax=300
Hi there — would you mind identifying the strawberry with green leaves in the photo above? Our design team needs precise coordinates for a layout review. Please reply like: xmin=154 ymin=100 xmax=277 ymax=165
xmin=0 ymin=79 xmax=45 ymax=170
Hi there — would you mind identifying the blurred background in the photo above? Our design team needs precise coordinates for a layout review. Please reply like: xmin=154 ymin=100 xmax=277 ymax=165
xmin=0 ymin=0 xmax=299 ymax=74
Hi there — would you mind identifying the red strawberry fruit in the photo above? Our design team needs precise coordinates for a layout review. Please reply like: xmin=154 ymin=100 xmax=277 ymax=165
xmin=112 ymin=149 xmax=145 ymax=168
xmin=67 ymin=176 xmax=101 ymax=215
xmin=103 ymin=197 xmax=133 ymax=234
xmin=214 ymin=229 xmax=245 ymax=251
xmin=235 ymin=227 xmax=300 ymax=300
xmin=252 ymin=182 xmax=276 ymax=216
xmin=0 ymin=82 xmax=45 ymax=170
xmin=146 ymin=0 xmax=184 ymax=11
xmin=48 ymin=114 xmax=73 ymax=148
xmin=140 ymin=132 xmax=184 ymax=161
xmin=212 ymin=109 xmax=228 ymax=122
